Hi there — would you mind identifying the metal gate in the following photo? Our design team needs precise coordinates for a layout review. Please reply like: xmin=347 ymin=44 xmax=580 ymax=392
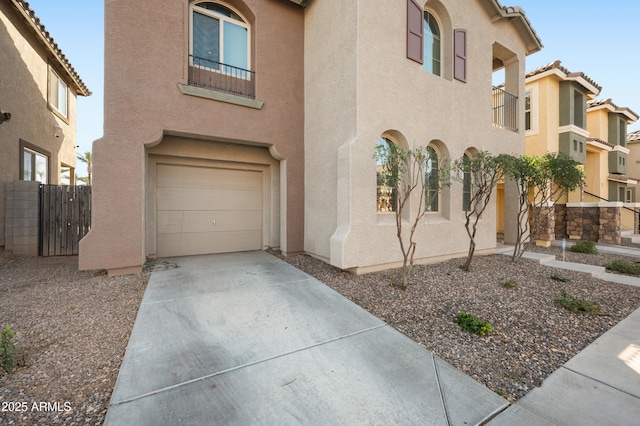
xmin=39 ymin=185 xmax=91 ymax=256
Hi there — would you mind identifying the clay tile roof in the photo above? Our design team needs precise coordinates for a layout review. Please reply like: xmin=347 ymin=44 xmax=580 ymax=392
xmin=526 ymin=60 xmax=602 ymax=94
xmin=628 ymin=130 xmax=640 ymax=143
xmin=495 ymin=2 xmax=542 ymax=54
xmin=587 ymin=137 xmax=614 ymax=148
xmin=587 ymin=98 xmax=639 ymax=122
xmin=11 ymin=0 xmax=91 ymax=96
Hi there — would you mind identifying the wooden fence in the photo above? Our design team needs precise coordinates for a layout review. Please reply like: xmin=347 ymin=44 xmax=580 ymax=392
xmin=39 ymin=185 xmax=91 ymax=256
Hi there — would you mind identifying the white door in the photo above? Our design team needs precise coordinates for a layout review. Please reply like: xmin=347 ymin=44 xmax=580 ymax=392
xmin=156 ymin=164 xmax=262 ymax=257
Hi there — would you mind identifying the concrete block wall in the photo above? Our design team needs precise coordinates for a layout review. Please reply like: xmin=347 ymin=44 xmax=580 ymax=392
xmin=4 ymin=181 xmax=40 ymax=255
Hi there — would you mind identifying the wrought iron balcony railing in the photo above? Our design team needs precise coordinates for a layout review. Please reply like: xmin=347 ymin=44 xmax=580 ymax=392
xmin=492 ymin=86 xmax=518 ymax=132
xmin=188 ymin=55 xmax=255 ymax=99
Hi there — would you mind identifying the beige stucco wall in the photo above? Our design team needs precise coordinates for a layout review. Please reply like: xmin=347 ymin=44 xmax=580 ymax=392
xmin=304 ymin=0 xmax=531 ymax=270
xmin=79 ymin=0 xmax=304 ymax=274
xmin=0 ymin=1 xmax=78 ymax=249
xmin=587 ymin=108 xmax=609 ymax=140
xmin=584 ymin=147 xmax=609 ymax=199
xmin=525 ymin=76 xmax=560 ymax=156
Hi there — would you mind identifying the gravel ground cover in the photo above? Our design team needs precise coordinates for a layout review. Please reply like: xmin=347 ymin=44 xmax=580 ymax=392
xmin=1 ymin=246 xmax=640 ymax=424
xmin=0 ymin=252 xmax=147 ymax=425
xmin=276 ymin=248 xmax=640 ymax=402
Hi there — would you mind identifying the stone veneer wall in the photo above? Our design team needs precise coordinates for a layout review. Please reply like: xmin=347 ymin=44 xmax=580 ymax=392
xmin=530 ymin=205 xmax=555 ymax=245
xmin=554 ymin=204 xmax=567 ymax=240
xmin=559 ymin=203 xmax=623 ymax=244
xmin=598 ymin=207 xmax=621 ymax=245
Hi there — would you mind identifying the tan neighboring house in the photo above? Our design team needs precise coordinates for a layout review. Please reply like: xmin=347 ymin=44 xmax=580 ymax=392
xmin=1 ymin=0 xmax=90 ymax=253
xmin=79 ymin=0 xmax=542 ymax=276
xmin=586 ymin=98 xmax=639 ymax=203
xmin=523 ymin=60 xmax=639 ymax=244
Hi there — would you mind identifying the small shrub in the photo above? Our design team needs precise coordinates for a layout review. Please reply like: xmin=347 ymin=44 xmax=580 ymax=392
xmin=568 ymin=240 xmax=597 ymax=254
xmin=497 ymin=389 xmax=507 ymax=397
xmin=554 ymin=291 xmax=602 ymax=315
xmin=550 ymin=274 xmax=570 ymax=282
xmin=501 ymin=279 xmax=517 ymax=289
xmin=454 ymin=311 xmax=494 ymax=336
xmin=1 ymin=323 xmax=19 ymax=373
xmin=604 ymin=260 xmax=640 ymax=276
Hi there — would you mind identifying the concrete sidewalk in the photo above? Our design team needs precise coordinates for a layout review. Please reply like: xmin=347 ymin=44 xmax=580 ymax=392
xmin=489 ymin=307 xmax=640 ymax=425
xmin=490 ymin=244 xmax=640 ymax=424
xmin=104 ymin=251 xmax=507 ymax=425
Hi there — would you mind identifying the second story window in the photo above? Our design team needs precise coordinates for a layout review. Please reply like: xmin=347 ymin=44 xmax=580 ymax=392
xmin=48 ymin=68 xmax=68 ymax=118
xmin=191 ymin=2 xmax=249 ymax=72
xmin=525 ymin=91 xmax=531 ymax=131
xmin=423 ymin=11 xmax=441 ymax=76
xmin=189 ymin=2 xmax=255 ymax=98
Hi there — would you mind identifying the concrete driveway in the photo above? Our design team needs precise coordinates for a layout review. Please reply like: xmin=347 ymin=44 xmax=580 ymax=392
xmin=104 ymin=251 xmax=507 ymax=425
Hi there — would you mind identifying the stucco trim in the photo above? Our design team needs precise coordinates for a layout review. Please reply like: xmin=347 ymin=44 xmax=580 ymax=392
xmin=178 ymin=84 xmax=264 ymax=109
xmin=558 ymin=125 xmax=590 ymax=139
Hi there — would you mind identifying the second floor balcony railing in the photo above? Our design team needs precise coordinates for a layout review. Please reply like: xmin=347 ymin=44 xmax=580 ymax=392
xmin=492 ymin=86 xmax=518 ymax=132
xmin=188 ymin=55 xmax=255 ymax=99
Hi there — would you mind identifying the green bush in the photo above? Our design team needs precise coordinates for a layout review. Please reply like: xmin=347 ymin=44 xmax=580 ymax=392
xmin=604 ymin=260 xmax=640 ymax=276
xmin=568 ymin=240 xmax=597 ymax=254
xmin=454 ymin=311 xmax=494 ymax=336
xmin=550 ymin=274 xmax=570 ymax=282
xmin=501 ymin=279 xmax=517 ymax=289
xmin=1 ymin=323 xmax=19 ymax=373
xmin=554 ymin=291 xmax=602 ymax=315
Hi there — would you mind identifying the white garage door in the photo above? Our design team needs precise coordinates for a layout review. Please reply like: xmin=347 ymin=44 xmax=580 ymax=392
xmin=156 ymin=164 xmax=263 ymax=257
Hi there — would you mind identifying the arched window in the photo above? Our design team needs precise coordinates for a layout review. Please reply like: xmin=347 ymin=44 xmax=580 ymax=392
xmin=423 ymin=11 xmax=441 ymax=76
xmin=425 ymin=146 xmax=439 ymax=212
xmin=376 ymin=137 xmax=398 ymax=212
xmin=462 ymin=153 xmax=471 ymax=211
xmin=190 ymin=2 xmax=250 ymax=73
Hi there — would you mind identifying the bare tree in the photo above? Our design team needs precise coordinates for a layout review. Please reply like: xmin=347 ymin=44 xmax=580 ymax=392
xmin=503 ymin=153 xmax=584 ymax=261
xmin=376 ymin=143 xmax=449 ymax=289
xmin=454 ymin=151 xmax=507 ymax=271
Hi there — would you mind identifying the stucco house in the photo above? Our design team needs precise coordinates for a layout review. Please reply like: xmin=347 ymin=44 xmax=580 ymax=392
xmin=79 ymin=0 xmax=542 ymax=276
xmin=1 ymin=0 xmax=90 ymax=253
xmin=585 ymin=98 xmax=639 ymax=203
xmin=523 ymin=61 xmax=640 ymax=244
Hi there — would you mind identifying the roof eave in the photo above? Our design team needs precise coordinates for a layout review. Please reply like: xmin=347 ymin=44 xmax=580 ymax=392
xmin=486 ymin=1 xmax=543 ymax=55
xmin=10 ymin=0 xmax=91 ymax=96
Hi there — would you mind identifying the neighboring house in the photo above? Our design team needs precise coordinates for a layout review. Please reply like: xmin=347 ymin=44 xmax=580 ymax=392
xmin=79 ymin=0 xmax=542 ymax=276
xmin=524 ymin=61 xmax=601 ymax=202
xmin=586 ymin=99 xmax=639 ymax=202
xmin=623 ymin=130 xmax=640 ymax=220
xmin=523 ymin=60 xmax=639 ymax=244
xmin=0 ymin=0 xmax=90 ymax=252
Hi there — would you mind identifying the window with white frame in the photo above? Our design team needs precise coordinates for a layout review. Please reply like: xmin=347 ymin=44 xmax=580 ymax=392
xmin=376 ymin=137 xmax=398 ymax=213
xmin=48 ymin=68 xmax=68 ymax=117
xmin=425 ymin=146 xmax=439 ymax=212
xmin=190 ymin=2 xmax=250 ymax=72
xmin=423 ymin=11 xmax=441 ymax=76
xmin=22 ymin=145 xmax=49 ymax=184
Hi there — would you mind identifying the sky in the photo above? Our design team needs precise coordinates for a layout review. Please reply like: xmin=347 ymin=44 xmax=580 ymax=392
xmin=24 ymin=0 xmax=640 ymax=178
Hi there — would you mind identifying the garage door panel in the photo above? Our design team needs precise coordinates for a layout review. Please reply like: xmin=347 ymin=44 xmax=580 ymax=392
xmin=157 ymin=188 xmax=261 ymax=211
xmin=157 ymin=165 xmax=261 ymax=190
xmin=157 ymin=230 xmax=262 ymax=258
xmin=158 ymin=211 xmax=262 ymax=234
xmin=156 ymin=164 xmax=264 ymax=257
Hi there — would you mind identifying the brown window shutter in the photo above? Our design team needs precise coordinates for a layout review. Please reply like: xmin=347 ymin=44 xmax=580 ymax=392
xmin=407 ymin=0 xmax=423 ymax=64
xmin=454 ymin=29 xmax=467 ymax=82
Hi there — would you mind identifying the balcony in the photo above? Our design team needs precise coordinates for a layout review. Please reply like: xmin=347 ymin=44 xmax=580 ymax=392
xmin=188 ymin=55 xmax=255 ymax=99
xmin=492 ymin=86 xmax=518 ymax=132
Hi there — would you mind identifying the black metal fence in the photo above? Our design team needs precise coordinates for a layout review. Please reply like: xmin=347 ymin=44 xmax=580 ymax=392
xmin=492 ymin=86 xmax=518 ymax=132
xmin=188 ymin=55 xmax=255 ymax=99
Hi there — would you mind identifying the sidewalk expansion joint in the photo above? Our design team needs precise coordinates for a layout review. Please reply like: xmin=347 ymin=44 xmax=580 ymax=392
xmin=109 ymin=323 xmax=388 ymax=407
xmin=561 ymin=366 xmax=640 ymax=400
